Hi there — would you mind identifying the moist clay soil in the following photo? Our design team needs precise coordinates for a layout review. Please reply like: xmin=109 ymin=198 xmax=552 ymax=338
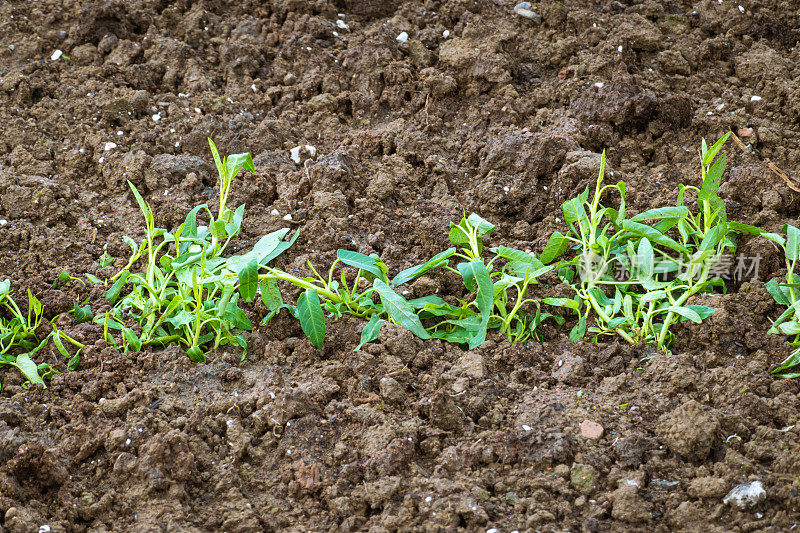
xmin=2 ymin=0 xmax=800 ymax=531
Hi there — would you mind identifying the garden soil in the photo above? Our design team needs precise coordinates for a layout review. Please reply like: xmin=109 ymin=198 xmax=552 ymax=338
xmin=2 ymin=0 xmax=800 ymax=531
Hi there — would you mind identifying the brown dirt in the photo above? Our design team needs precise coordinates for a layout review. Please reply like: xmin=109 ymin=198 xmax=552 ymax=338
xmin=1 ymin=0 xmax=800 ymax=531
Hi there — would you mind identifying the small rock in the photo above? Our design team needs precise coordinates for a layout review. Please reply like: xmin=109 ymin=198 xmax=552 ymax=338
xmin=104 ymin=142 xmax=117 ymax=151
xmin=513 ymin=2 xmax=541 ymax=21
xmin=5 ymin=507 xmax=17 ymax=520
xmin=580 ymin=420 xmax=604 ymax=440
xmin=396 ymin=32 xmax=408 ymax=43
xmin=570 ymin=464 xmax=598 ymax=495
xmin=379 ymin=377 xmax=404 ymax=404
xmin=336 ymin=19 xmax=349 ymax=30
xmin=651 ymin=479 xmax=679 ymax=490
xmin=750 ymin=95 xmax=762 ymax=102
xmin=50 ymin=50 xmax=62 ymax=61
xmin=737 ymin=127 xmax=754 ymax=138
xmin=723 ymin=481 xmax=766 ymax=509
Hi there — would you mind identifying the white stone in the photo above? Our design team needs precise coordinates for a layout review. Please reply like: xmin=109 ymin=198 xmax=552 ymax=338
xmin=104 ymin=142 xmax=117 ymax=151
xmin=152 ymin=112 xmax=161 ymax=122
xmin=271 ymin=209 xmax=280 ymax=216
xmin=305 ymin=145 xmax=316 ymax=157
xmin=283 ymin=213 xmax=293 ymax=221
xmin=751 ymin=95 xmax=762 ymax=102
xmin=290 ymin=146 xmax=302 ymax=164
xmin=443 ymin=30 xmax=450 ymax=38
xmin=724 ymin=481 xmax=766 ymax=509
xmin=336 ymin=19 xmax=349 ymax=30
xmin=396 ymin=32 xmax=408 ymax=43
xmin=51 ymin=50 xmax=62 ymax=61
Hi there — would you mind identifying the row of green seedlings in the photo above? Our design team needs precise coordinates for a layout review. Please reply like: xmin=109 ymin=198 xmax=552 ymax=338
xmin=3 ymin=135 xmax=800 ymax=389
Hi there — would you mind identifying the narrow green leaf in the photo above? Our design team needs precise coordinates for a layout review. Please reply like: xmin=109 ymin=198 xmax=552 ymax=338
xmin=541 ymin=231 xmax=569 ymax=264
xmin=570 ymin=315 xmax=587 ymax=341
xmin=337 ymin=250 xmax=388 ymax=282
xmin=622 ymin=220 xmax=689 ymax=255
xmin=392 ymin=248 xmax=456 ymax=286
xmin=123 ymin=328 xmax=143 ymax=351
xmin=105 ymin=270 xmax=129 ymax=304
xmin=373 ymin=279 xmax=431 ymax=339
xmin=297 ymin=289 xmax=325 ymax=348
xmin=73 ymin=302 xmax=93 ymax=324
xmin=666 ymin=305 xmax=702 ymax=323
xmin=13 ymin=354 xmax=44 ymax=387
xmin=259 ymin=278 xmax=283 ymax=310
xmin=784 ymin=224 xmax=800 ymax=261
xmin=238 ymin=258 xmax=259 ymax=302
xmin=765 ymin=279 xmax=791 ymax=306
xmin=355 ymin=314 xmax=386 ymax=351
xmin=630 ymin=206 xmax=689 ymax=222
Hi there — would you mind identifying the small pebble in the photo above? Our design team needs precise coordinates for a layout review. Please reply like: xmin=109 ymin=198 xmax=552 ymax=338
xmin=443 ymin=29 xmax=450 ymax=38
xmin=104 ymin=142 xmax=117 ymax=151
xmin=593 ymin=82 xmax=604 ymax=89
xmin=738 ymin=5 xmax=745 ymax=12
xmin=336 ymin=19 xmax=349 ymax=30
xmin=580 ymin=420 xmax=604 ymax=440
xmin=50 ymin=49 xmax=62 ymax=61
xmin=513 ymin=2 xmax=541 ymax=20
xmin=289 ymin=146 xmax=302 ymax=164
xmin=270 ymin=209 xmax=279 ymax=216
xmin=738 ymin=127 xmax=754 ymax=138
xmin=750 ymin=95 xmax=762 ymax=102
xmin=152 ymin=112 xmax=161 ymax=122
xmin=0 ymin=219 xmax=7 ymax=226
xmin=522 ymin=424 xmax=532 ymax=431
xmin=724 ymin=481 xmax=766 ymax=509
xmin=283 ymin=213 xmax=293 ymax=221
xmin=396 ymin=32 xmax=408 ymax=43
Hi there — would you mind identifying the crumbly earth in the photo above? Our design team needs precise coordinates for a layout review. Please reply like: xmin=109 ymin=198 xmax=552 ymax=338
xmin=1 ymin=0 xmax=800 ymax=531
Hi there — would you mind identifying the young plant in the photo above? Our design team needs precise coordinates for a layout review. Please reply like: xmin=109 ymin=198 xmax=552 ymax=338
xmin=258 ymin=213 xmax=561 ymax=350
xmin=0 ymin=280 xmax=81 ymax=389
xmin=98 ymin=139 xmax=297 ymax=362
xmin=542 ymin=134 xmax=735 ymax=350
xmin=732 ymin=223 xmax=800 ymax=377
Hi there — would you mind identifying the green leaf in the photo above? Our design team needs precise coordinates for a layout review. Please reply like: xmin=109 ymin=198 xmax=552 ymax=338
xmin=392 ymin=248 xmax=456 ymax=286
xmin=105 ymin=271 xmax=129 ymax=304
xmin=772 ymin=347 xmax=800 ymax=377
xmin=540 ymin=231 xmax=569 ymax=264
xmin=225 ymin=152 xmax=255 ymax=181
xmin=784 ymin=224 xmax=800 ymax=261
xmin=765 ymin=279 xmax=791 ymax=306
xmin=630 ymin=206 xmax=689 ymax=222
xmin=460 ymin=261 xmax=493 ymax=349
xmin=208 ymin=138 xmax=224 ymax=179
xmin=684 ymin=305 xmax=715 ymax=320
xmin=467 ymin=213 xmax=495 ymax=235
xmin=238 ymin=258 xmax=259 ymax=302
xmin=570 ymin=315 xmax=587 ymax=342
xmin=543 ymin=297 xmax=581 ymax=310
xmin=373 ymin=279 xmax=431 ymax=339
xmin=127 ymin=181 xmax=153 ymax=229
xmin=85 ymin=273 xmax=102 ymax=284
xmin=337 ymin=250 xmax=389 ymax=282
xmin=223 ymin=229 xmax=293 ymax=273
xmin=123 ymin=328 xmax=142 ymax=351
xmin=355 ymin=314 xmax=386 ymax=351
xmin=666 ymin=305 xmax=702 ymax=323
xmin=13 ymin=354 xmax=44 ymax=387
xmin=622 ymin=220 xmax=689 ymax=255
xmin=73 ymin=302 xmax=93 ymax=324
xmin=701 ymin=132 xmax=731 ymax=167
xmin=562 ymin=198 xmax=590 ymax=238
xmin=637 ymin=238 xmax=654 ymax=280
xmin=297 ymin=289 xmax=325 ymax=348
xmin=728 ymin=222 xmax=785 ymax=246
xmin=259 ymin=278 xmax=283 ymax=311
xmin=167 ymin=310 xmax=195 ymax=329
